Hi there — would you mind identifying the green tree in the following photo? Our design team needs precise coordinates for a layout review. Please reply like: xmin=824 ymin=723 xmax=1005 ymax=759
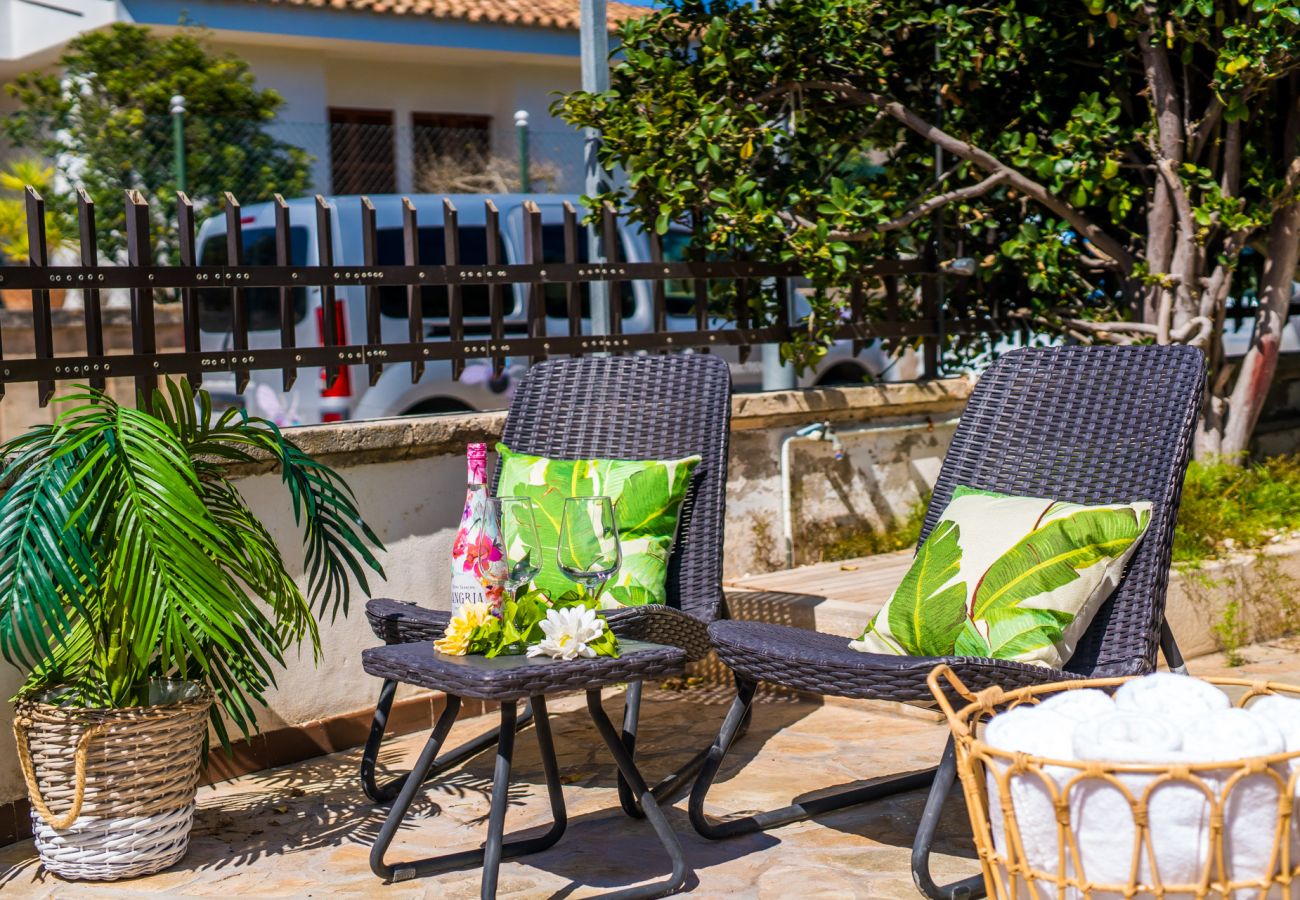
xmin=555 ymin=0 xmax=1300 ymax=459
xmin=3 ymin=23 xmax=311 ymax=260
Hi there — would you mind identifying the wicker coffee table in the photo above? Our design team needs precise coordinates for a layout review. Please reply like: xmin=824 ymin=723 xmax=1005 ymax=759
xmin=360 ymin=639 xmax=691 ymax=899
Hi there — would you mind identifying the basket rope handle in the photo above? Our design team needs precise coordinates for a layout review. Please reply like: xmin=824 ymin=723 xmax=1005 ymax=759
xmin=927 ymin=664 xmax=981 ymax=737
xmin=13 ymin=714 xmax=109 ymax=830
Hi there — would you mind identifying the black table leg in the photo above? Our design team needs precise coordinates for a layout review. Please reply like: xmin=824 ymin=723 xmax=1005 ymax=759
xmin=361 ymin=677 xmax=536 ymax=804
xmin=588 ymin=687 xmax=691 ymax=899
xmin=369 ymin=696 xmax=566 ymax=890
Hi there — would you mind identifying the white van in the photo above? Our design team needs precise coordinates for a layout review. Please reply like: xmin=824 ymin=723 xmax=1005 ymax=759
xmin=196 ymin=194 xmax=915 ymax=425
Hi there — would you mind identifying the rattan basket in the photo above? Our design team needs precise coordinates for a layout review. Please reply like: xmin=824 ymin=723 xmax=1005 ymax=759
xmin=12 ymin=680 xmax=212 ymax=881
xmin=928 ymin=664 xmax=1300 ymax=900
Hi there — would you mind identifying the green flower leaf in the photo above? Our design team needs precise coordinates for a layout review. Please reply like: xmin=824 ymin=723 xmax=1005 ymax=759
xmin=882 ymin=519 xmax=968 ymax=656
xmin=964 ymin=505 xmax=1150 ymax=657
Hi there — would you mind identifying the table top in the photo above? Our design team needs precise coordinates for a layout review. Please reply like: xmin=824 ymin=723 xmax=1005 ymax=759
xmin=361 ymin=639 xmax=688 ymax=701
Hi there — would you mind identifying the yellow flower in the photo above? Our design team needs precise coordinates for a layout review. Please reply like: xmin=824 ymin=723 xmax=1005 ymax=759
xmin=434 ymin=601 xmax=494 ymax=656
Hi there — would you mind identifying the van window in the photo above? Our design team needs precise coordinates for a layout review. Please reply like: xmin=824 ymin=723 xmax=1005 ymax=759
xmin=376 ymin=226 xmax=512 ymax=319
xmin=198 ymin=227 xmax=310 ymax=333
xmin=540 ymin=225 xmax=635 ymax=320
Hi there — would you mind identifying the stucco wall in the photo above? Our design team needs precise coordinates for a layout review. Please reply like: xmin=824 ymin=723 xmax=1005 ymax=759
xmin=0 ymin=379 xmax=970 ymax=806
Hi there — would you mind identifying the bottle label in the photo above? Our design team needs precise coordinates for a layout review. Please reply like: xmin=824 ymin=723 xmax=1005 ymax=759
xmin=451 ymin=480 xmax=506 ymax=617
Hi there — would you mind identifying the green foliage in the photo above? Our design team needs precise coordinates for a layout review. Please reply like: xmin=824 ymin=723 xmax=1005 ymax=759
xmin=554 ymin=0 xmax=1300 ymax=373
xmin=0 ymin=381 xmax=385 ymax=751
xmin=454 ymin=589 xmax=620 ymax=659
xmin=3 ymin=24 xmax=311 ymax=260
xmin=818 ymin=500 xmax=927 ymax=562
xmin=1174 ymin=455 xmax=1300 ymax=563
xmin=0 ymin=159 xmax=74 ymax=263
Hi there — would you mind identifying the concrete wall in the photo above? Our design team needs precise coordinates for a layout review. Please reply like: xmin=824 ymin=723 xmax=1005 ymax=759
xmin=0 ymin=378 xmax=969 ymax=807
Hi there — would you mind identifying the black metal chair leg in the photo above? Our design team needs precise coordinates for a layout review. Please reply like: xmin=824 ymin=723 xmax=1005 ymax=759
xmin=689 ymin=677 xmax=937 ymax=840
xmin=480 ymin=701 xmax=518 ymax=899
xmin=360 ymin=680 xmax=536 ymax=804
xmin=617 ymin=680 xmax=645 ymax=819
xmin=1160 ymin=619 xmax=1188 ymax=675
xmin=588 ymin=688 xmax=691 ymax=899
xmin=620 ymin=671 xmax=756 ymax=820
xmin=360 ymin=678 xmax=399 ymax=803
xmin=911 ymin=737 xmax=986 ymax=900
xmin=371 ymin=695 xmax=462 ymax=881
xmin=370 ymin=698 xmax=566 ymax=889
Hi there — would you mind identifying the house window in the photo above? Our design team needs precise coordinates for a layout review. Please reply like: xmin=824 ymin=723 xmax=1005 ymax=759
xmin=412 ymin=112 xmax=492 ymax=188
xmin=329 ymin=107 xmax=396 ymax=194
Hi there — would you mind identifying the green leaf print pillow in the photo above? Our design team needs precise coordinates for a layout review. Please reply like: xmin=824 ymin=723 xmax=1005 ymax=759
xmin=495 ymin=444 xmax=701 ymax=608
xmin=851 ymin=486 xmax=1152 ymax=668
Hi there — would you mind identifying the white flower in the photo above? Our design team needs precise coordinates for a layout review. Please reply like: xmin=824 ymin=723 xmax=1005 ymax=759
xmin=527 ymin=606 xmax=606 ymax=660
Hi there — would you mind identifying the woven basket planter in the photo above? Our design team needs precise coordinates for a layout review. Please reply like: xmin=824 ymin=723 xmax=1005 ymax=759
xmin=12 ymin=680 xmax=212 ymax=881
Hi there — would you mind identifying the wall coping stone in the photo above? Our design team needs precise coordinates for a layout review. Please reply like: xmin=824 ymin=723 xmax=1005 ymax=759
xmin=222 ymin=376 xmax=973 ymax=477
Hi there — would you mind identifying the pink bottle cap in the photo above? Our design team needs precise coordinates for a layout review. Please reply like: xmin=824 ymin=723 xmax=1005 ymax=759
xmin=467 ymin=443 xmax=487 ymax=483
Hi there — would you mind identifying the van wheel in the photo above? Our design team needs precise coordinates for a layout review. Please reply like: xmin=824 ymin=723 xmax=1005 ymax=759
xmin=402 ymin=398 xmax=475 ymax=416
xmin=816 ymin=363 xmax=872 ymax=386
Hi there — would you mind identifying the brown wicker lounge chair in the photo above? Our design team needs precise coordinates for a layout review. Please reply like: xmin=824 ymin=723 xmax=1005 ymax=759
xmin=361 ymin=353 xmax=733 ymax=816
xmin=689 ymin=345 xmax=1206 ymax=900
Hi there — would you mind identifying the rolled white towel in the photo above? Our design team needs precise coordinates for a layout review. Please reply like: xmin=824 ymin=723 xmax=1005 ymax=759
xmin=1036 ymin=687 xmax=1115 ymax=723
xmin=1249 ymin=694 xmax=1300 ymax=896
xmin=1184 ymin=708 xmax=1286 ymax=896
xmin=1183 ymin=706 xmax=1284 ymax=761
xmin=1072 ymin=710 xmax=1183 ymax=763
xmin=1250 ymin=694 xmax=1300 ymax=753
xmin=1070 ymin=712 xmax=1187 ymax=898
xmin=1114 ymin=672 xmax=1229 ymax=725
xmin=983 ymin=705 xmax=1076 ymax=897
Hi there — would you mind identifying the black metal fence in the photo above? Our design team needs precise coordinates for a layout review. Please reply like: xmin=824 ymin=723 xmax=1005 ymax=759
xmin=0 ymin=186 xmax=964 ymax=408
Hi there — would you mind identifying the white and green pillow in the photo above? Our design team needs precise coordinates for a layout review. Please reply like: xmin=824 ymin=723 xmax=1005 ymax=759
xmin=851 ymin=486 xmax=1152 ymax=668
xmin=495 ymin=445 xmax=701 ymax=608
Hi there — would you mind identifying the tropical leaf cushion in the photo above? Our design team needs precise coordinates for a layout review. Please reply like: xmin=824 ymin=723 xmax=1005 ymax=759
xmin=495 ymin=444 xmax=701 ymax=608
xmin=851 ymin=486 xmax=1153 ymax=668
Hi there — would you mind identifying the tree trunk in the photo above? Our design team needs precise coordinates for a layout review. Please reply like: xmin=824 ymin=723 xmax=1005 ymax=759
xmin=1220 ymin=201 xmax=1300 ymax=458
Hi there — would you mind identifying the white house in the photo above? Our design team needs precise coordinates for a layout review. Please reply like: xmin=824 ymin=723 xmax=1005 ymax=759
xmin=0 ymin=0 xmax=645 ymax=192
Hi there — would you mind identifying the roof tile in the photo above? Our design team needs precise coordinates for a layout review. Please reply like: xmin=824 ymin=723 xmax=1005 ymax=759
xmin=245 ymin=0 xmax=648 ymax=30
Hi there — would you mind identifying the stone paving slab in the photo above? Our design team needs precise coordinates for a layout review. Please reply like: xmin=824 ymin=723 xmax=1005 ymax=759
xmin=6 ymin=637 xmax=1300 ymax=899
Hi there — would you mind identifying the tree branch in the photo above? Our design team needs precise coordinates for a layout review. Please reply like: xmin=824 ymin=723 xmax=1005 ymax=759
xmin=831 ymin=172 xmax=1008 ymax=238
xmin=753 ymin=79 xmax=1137 ymax=270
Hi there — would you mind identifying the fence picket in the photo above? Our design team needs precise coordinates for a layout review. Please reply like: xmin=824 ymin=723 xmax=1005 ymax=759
xmin=274 ymin=194 xmax=297 ymax=392
xmin=443 ymin=198 xmax=464 ymax=381
xmin=125 ymin=190 xmax=157 ymax=402
xmin=484 ymin=199 xmax=505 ymax=376
xmin=361 ymin=197 xmax=383 ymax=386
xmin=224 ymin=194 xmax=250 ymax=394
xmin=24 ymin=188 xmax=55 ymax=406
xmin=77 ymin=190 xmax=105 ymax=392
xmin=562 ymin=201 xmax=581 ymax=356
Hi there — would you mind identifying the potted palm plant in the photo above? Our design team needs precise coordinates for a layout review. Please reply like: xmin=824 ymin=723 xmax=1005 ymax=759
xmin=0 ymin=380 xmax=384 ymax=881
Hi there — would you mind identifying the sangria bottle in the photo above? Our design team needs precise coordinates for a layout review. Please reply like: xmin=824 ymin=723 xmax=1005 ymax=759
xmin=450 ymin=443 xmax=506 ymax=615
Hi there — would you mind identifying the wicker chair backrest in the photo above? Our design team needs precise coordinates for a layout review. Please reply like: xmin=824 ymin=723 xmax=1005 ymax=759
xmin=491 ymin=354 xmax=733 ymax=623
xmin=920 ymin=345 xmax=1204 ymax=677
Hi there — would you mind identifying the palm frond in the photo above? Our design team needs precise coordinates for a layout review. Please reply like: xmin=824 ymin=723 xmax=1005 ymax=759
xmin=0 ymin=380 xmax=387 ymax=751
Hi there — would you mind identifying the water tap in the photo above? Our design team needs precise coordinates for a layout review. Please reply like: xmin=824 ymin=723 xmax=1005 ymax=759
xmin=795 ymin=421 xmax=844 ymax=460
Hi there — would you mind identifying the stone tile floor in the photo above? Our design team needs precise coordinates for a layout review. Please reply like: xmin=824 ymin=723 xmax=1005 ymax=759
xmin=3 ymin=638 xmax=1299 ymax=899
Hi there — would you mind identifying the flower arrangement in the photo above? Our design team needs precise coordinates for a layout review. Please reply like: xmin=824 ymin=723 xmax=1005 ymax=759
xmin=435 ymin=590 xmax=620 ymax=660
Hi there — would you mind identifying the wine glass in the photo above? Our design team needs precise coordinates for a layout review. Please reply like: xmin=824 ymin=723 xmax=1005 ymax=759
xmin=557 ymin=496 xmax=621 ymax=602
xmin=491 ymin=496 xmax=543 ymax=599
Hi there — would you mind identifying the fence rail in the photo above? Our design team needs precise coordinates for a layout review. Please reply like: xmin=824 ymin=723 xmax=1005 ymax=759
xmin=0 ymin=186 xmax=965 ymax=408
